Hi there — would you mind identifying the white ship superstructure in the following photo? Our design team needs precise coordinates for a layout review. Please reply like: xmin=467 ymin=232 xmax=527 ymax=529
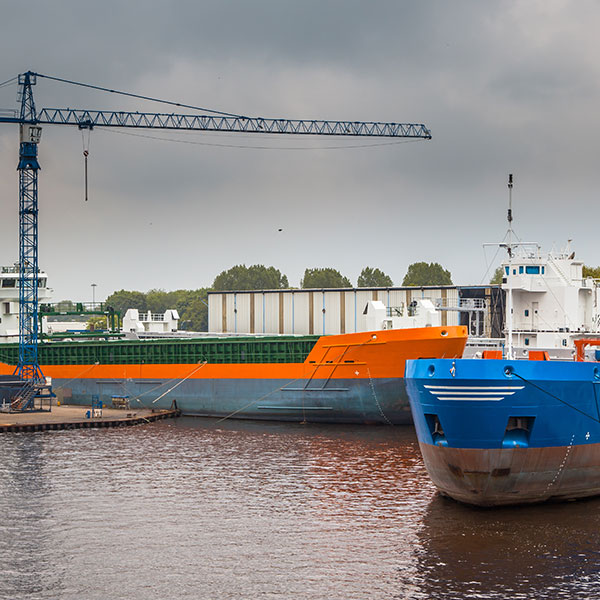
xmin=502 ymin=243 xmax=600 ymax=356
xmin=0 ymin=264 xmax=50 ymax=343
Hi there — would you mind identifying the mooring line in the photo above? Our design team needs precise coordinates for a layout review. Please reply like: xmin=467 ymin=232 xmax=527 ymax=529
xmin=125 ymin=359 xmax=209 ymax=407
xmin=214 ymin=377 xmax=304 ymax=424
xmin=216 ymin=338 xmax=381 ymax=425
xmin=151 ymin=361 xmax=207 ymax=404
xmin=513 ymin=371 xmax=600 ymax=424
xmin=52 ymin=362 xmax=100 ymax=391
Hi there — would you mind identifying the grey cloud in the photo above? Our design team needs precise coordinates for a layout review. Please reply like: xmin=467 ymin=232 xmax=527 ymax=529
xmin=0 ymin=1 xmax=599 ymax=299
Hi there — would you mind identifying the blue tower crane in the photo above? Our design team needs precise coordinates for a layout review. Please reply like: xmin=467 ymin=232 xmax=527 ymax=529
xmin=16 ymin=72 xmax=44 ymax=384
xmin=0 ymin=70 xmax=432 ymax=409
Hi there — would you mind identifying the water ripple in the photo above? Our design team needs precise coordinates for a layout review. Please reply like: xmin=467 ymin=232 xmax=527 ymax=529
xmin=0 ymin=418 xmax=598 ymax=599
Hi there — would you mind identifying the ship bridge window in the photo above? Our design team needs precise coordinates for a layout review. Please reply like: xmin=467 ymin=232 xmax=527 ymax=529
xmin=526 ymin=266 xmax=540 ymax=274
xmin=519 ymin=266 xmax=524 ymax=274
xmin=505 ymin=266 xmax=509 ymax=275
xmin=38 ymin=278 xmax=46 ymax=288
xmin=2 ymin=279 xmax=15 ymax=288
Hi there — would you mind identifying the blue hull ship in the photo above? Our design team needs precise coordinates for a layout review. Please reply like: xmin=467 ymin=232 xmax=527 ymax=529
xmin=405 ymin=357 xmax=600 ymax=506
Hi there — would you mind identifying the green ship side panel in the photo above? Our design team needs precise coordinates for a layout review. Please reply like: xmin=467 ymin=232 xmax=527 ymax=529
xmin=0 ymin=336 xmax=321 ymax=366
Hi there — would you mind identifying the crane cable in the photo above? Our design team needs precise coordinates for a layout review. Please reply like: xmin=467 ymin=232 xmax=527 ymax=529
xmin=34 ymin=72 xmax=244 ymax=118
xmin=0 ymin=76 xmax=17 ymax=89
xmin=98 ymin=127 xmax=423 ymax=151
xmin=81 ymin=128 xmax=91 ymax=201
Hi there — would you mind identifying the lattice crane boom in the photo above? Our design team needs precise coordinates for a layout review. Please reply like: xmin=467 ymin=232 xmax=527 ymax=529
xmin=35 ymin=108 xmax=431 ymax=138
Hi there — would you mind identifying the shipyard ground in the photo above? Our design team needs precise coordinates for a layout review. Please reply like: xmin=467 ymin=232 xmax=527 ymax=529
xmin=0 ymin=405 xmax=180 ymax=432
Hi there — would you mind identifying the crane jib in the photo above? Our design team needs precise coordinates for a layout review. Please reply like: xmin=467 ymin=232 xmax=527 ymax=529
xmin=33 ymin=109 xmax=431 ymax=138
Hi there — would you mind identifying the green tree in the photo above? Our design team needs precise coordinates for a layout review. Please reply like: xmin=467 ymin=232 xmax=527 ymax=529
xmin=105 ymin=290 xmax=148 ymax=315
xmin=357 ymin=267 xmax=393 ymax=287
xmin=177 ymin=289 xmax=209 ymax=332
xmin=48 ymin=300 xmax=78 ymax=322
xmin=490 ymin=266 xmax=504 ymax=285
xmin=301 ymin=268 xmax=352 ymax=288
xmin=402 ymin=262 xmax=452 ymax=286
xmin=583 ymin=265 xmax=600 ymax=279
xmin=212 ymin=264 xmax=289 ymax=290
xmin=55 ymin=299 xmax=76 ymax=311
xmin=86 ymin=315 xmax=107 ymax=331
xmin=148 ymin=289 xmax=195 ymax=315
xmin=104 ymin=288 xmax=211 ymax=332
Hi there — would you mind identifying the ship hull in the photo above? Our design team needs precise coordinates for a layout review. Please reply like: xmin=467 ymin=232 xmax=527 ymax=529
xmin=51 ymin=375 xmax=411 ymax=424
xmin=419 ymin=442 xmax=600 ymax=506
xmin=1 ymin=326 xmax=468 ymax=424
xmin=406 ymin=358 xmax=600 ymax=505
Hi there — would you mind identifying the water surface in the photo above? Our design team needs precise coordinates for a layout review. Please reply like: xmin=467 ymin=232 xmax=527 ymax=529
xmin=1 ymin=417 xmax=599 ymax=599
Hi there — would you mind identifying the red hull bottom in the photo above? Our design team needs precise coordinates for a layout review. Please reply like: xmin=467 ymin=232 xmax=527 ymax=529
xmin=420 ymin=442 xmax=600 ymax=506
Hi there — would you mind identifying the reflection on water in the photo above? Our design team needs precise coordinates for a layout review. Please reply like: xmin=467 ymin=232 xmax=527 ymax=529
xmin=414 ymin=493 xmax=600 ymax=600
xmin=0 ymin=417 xmax=598 ymax=599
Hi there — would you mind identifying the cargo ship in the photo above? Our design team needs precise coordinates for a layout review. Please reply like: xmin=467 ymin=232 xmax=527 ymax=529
xmin=0 ymin=325 xmax=467 ymax=424
xmin=404 ymin=174 xmax=600 ymax=504
xmin=405 ymin=348 xmax=600 ymax=505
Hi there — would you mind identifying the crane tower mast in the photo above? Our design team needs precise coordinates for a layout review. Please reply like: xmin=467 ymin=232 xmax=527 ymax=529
xmin=16 ymin=72 xmax=44 ymax=381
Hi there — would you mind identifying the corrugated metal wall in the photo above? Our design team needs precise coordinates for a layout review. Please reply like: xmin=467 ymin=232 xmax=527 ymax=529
xmin=208 ymin=287 xmax=460 ymax=335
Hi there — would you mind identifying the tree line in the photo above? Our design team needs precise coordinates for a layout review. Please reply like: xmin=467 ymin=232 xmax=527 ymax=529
xmin=102 ymin=262 xmax=453 ymax=332
xmin=66 ymin=259 xmax=600 ymax=333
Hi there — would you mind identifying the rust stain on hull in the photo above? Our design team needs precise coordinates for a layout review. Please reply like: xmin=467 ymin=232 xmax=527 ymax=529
xmin=420 ymin=442 xmax=600 ymax=506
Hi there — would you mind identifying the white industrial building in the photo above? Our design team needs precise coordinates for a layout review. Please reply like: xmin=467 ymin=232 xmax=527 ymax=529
xmin=208 ymin=286 xmax=465 ymax=336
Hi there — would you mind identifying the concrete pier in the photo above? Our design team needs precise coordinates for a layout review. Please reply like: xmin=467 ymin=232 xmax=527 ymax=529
xmin=0 ymin=405 xmax=180 ymax=433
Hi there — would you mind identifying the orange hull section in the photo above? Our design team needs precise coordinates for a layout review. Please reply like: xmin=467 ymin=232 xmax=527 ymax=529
xmin=0 ymin=326 xmax=468 ymax=381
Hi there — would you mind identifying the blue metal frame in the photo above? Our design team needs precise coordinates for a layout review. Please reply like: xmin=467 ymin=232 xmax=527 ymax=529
xmin=34 ymin=109 xmax=431 ymax=138
xmin=15 ymin=73 xmax=44 ymax=384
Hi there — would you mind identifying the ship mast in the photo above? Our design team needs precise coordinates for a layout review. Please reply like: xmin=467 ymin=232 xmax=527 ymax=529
xmin=506 ymin=173 xmax=514 ymax=360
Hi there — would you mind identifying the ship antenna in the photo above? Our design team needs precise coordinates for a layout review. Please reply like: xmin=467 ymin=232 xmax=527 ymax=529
xmin=506 ymin=173 xmax=514 ymax=360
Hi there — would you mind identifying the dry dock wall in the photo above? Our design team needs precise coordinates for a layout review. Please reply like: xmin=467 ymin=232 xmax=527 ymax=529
xmin=208 ymin=287 xmax=460 ymax=336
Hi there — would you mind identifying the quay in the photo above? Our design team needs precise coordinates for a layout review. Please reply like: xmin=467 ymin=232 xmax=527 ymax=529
xmin=0 ymin=405 xmax=180 ymax=433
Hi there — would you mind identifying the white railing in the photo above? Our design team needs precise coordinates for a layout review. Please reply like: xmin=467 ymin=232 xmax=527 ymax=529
xmin=435 ymin=298 xmax=486 ymax=310
xmin=0 ymin=265 xmax=43 ymax=274
xmin=386 ymin=304 xmax=406 ymax=317
xmin=141 ymin=313 xmax=169 ymax=322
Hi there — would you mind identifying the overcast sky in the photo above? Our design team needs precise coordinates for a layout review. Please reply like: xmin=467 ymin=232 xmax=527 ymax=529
xmin=1 ymin=1 xmax=599 ymax=302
